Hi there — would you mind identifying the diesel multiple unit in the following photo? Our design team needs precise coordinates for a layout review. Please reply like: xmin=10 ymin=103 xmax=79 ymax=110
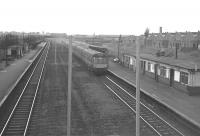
xmin=72 ymin=43 xmax=108 ymax=74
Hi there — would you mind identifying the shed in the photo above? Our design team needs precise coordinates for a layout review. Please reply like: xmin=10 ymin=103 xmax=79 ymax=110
xmin=7 ymin=45 xmax=23 ymax=59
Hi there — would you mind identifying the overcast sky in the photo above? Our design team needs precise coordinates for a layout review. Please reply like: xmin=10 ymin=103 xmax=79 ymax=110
xmin=0 ymin=0 xmax=199 ymax=35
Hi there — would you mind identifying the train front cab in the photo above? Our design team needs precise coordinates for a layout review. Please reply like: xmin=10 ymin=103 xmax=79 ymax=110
xmin=91 ymin=55 xmax=108 ymax=74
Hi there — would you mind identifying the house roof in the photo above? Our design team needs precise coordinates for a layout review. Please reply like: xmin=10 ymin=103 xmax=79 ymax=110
xmin=141 ymin=53 xmax=199 ymax=70
xmin=124 ymin=52 xmax=200 ymax=71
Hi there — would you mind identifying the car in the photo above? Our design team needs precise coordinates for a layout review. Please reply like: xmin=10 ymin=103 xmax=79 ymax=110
xmin=113 ymin=58 xmax=120 ymax=63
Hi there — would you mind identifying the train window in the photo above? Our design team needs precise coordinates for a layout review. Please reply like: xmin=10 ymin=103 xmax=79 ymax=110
xmin=102 ymin=58 xmax=107 ymax=63
xmin=99 ymin=58 xmax=105 ymax=63
xmin=94 ymin=58 xmax=100 ymax=63
xmin=93 ymin=57 xmax=106 ymax=64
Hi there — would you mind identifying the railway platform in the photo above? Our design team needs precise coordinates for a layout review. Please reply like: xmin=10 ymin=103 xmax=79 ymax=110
xmin=108 ymin=60 xmax=200 ymax=128
xmin=0 ymin=45 xmax=43 ymax=107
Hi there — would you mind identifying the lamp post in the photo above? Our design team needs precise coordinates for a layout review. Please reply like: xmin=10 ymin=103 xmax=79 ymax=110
xmin=118 ymin=35 xmax=122 ymax=60
xmin=4 ymin=34 xmax=8 ymax=66
xmin=67 ymin=35 xmax=72 ymax=136
xmin=175 ymin=33 xmax=178 ymax=59
xmin=135 ymin=37 xmax=141 ymax=136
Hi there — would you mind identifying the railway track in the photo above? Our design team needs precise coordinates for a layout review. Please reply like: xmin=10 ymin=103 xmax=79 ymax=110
xmin=0 ymin=42 xmax=50 ymax=136
xmin=103 ymin=74 xmax=185 ymax=136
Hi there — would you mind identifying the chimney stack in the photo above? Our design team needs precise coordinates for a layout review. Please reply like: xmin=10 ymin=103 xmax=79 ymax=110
xmin=160 ymin=27 xmax=162 ymax=34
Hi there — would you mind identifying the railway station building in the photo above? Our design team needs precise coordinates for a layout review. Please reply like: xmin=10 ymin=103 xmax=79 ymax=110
xmin=115 ymin=28 xmax=200 ymax=95
xmin=7 ymin=45 xmax=24 ymax=59
xmin=121 ymin=54 xmax=200 ymax=95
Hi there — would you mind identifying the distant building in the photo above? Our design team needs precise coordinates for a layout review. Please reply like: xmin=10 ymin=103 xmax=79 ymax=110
xmin=144 ymin=28 xmax=200 ymax=50
xmin=7 ymin=45 xmax=23 ymax=59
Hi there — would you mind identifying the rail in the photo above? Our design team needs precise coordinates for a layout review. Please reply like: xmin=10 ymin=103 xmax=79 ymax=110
xmin=104 ymin=75 xmax=185 ymax=136
xmin=0 ymin=42 xmax=49 ymax=136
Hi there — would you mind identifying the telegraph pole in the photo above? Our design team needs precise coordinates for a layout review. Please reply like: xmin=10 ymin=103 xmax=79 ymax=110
xmin=93 ymin=33 xmax=95 ymax=45
xmin=5 ymin=34 xmax=8 ymax=66
xmin=22 ymin=32 xmax=24 ymax=57
xmin=67 ymin=35 xmax=72 ymax=136
xmin=175 ymin=43 xmax=178 ymax=59
xmin=175 ymin=33 xmax=178 ymax=59
xmin=136 ymin=37 xmax=141 ymax=136
xmin=118 ymin=35 xmax=122 ymax=59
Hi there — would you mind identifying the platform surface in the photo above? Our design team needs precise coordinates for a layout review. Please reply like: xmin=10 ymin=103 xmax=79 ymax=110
xmin=108 ymin=60 xmax=200 ymax=127
xmin=0 ymin=47 xmax=42 ymax=106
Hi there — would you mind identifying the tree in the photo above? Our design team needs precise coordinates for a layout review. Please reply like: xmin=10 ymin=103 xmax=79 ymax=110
xmin=144 ymin=28 xmax=149 ymax=38
xmin=24 ymin=34 xmax=41 ymax=49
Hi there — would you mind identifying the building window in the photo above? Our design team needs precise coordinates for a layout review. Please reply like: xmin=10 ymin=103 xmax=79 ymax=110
xmin=159 ymin=66 xmax=167 ymax=78
xmin=128 ymin=56 xmax=130 ymax=64
xmin=180 ymin=71 xmax=189 ymax=85
xmin=150 ymin=63 xmax=155 ymax=73
xmin=147 ymin=62 xmax=155 ymax=73
xmin=124 ymin=56 xmax=129 ymax=64
xmin=130 ymin=57 xmax=134 ymax=65
xmin=166 ymin=68 xmax=170 ymax=78
xmin=174 ymin=70 xmax=180 ymax=82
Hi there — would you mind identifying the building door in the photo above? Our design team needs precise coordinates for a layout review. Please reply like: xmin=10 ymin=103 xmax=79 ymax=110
xmin=140 ymin=61 xmax=145 ymax=74
xmin=155 ymin=64 xmax=159 ymax=82
xmin=143 ymin=61 xmax=146 ymax=74
xmin=170 ymin=68 xmax=174 ymax=86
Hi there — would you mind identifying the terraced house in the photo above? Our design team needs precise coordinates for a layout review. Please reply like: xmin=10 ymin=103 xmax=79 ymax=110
xmin=117 ymin=28 xmax=200 ymax=95
xmin=146 ymin=29 xmax=200 ymax=50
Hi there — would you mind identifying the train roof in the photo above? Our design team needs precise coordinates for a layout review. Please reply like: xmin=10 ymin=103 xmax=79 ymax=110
xmin=73 ymin=43 xmax=105 ymax=56
xmin=88 ymin=45 xmax=108 ymax=53
xmin=73 ymin=41 xmax=108 ymax=50
xmin=73 ymin=41 xmax=89 ymax=47
xmin=88 ymin=44 xmax=107 ymax=49
xmin=124 ymin=53 xmax=200 ymax=71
